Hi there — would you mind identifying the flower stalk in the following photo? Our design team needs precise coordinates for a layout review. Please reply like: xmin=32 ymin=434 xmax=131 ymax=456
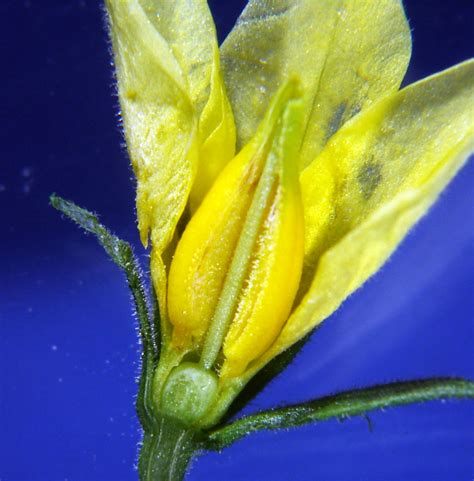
xmin=138 ymin=416 xmax=197 ymax=481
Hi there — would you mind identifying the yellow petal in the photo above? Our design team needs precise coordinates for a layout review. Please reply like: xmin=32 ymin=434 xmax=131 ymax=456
xmin=167 ymin=82 xmax=303 ymax=361
xmin=254 ymin=60 xmax=474 ymax=372
xmin=221 ymin=0 xmax=411 ymax=167
xmin=105 ymin=0 xmax=197 ymax=251
xmin=191 ymin=46 xmax=236 ymax=211
xmin=137 ymin=1 xmax=236 ymax=210
xmin=300 ymin=59 xmax=474 ymax=291
xmin=138 ymin=0 xmax=216 ymax=114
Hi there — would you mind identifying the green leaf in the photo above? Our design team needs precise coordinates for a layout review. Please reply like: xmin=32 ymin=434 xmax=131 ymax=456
xmin=206 ymin=377 xmax=474 ymax=450
xmin=50 ymin=194 xmax=157 ymax=429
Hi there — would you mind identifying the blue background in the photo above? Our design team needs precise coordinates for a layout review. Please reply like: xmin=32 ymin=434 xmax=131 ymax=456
xmin=1 ymin=1 xmax=473 ymax=480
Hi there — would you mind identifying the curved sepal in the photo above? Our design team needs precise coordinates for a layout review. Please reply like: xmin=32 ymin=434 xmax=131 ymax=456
xmin=50 ymin=195 xmax=157 ymax=429
xmin=205 ymin=378 xmax=474 ymax=451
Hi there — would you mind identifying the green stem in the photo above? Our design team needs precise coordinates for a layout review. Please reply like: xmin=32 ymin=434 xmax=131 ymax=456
xmin=205 ymin=377 xmax=474 ymax=450
xmin=139 ymin=416 xmax=199 ymax=481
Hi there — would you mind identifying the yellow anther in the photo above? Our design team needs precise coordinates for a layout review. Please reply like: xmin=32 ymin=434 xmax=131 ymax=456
xmin=167 ymin=80 xmax=305 ymax=378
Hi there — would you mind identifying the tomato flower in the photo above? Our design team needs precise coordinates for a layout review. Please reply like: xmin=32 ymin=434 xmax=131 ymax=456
xmin=49 ymin=2 xmax=474 ymax=480
xmin=105 ymin=0 xmax=473 ymax=431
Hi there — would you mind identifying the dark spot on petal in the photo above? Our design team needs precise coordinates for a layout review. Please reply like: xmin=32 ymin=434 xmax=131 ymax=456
xmin=358 ymin=161 xmax=382 ymax=200
xmin=325 ymin=103 xmax=363 ymax=143
xmin=347 ymin=103 xmax=361 ymax=118
xmin=325 ymin=102 xmax=347 ymax=142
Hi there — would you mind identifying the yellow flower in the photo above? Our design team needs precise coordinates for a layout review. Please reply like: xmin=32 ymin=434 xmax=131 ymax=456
xmin=106 ymin=0 xmax=473 ymax=427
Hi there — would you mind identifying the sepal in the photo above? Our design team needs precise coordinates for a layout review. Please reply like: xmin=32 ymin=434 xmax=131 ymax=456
xmin=50 ymin=195 xmax=158 ymax=429
xmin=204 ymin=378 xmax=474 ymax=451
